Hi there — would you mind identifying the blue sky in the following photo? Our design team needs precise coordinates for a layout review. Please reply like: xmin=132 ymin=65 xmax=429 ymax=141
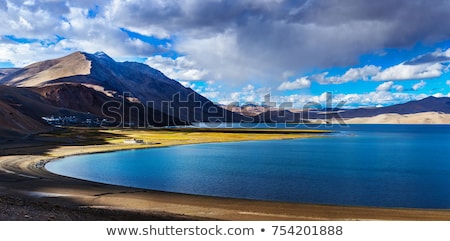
xmin=1 ymin=0 xmax=450 ymax=108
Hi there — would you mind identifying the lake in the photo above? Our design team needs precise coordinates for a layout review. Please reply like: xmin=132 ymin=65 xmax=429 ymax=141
xmin=46 ymin=124 xmax=450 ymax=209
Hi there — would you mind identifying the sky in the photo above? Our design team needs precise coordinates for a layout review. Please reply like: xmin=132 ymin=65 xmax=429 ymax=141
xmin=1 ymin=0 xmax=450 ymax=108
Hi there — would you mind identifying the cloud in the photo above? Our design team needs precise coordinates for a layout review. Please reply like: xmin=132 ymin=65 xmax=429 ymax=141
xmin=393 ymin=84 xmax=404 ymax=92
xmin=405 ymin=48 xmax=450 ymax=65
xmin=0 ymin=41 xmax=70 ymax=66
xmin=447 ymin=80 xmax=450 ymax=86
xmin=376 ymin=81 xmax=404 ymax=92
xmin=165 ymin=0 xmax=450 ymax=83
xmin=372 ymin=63 xmax=444 ymax=81
xmin=412 ymin=80 xmax=426 ymax=90
xmin=2 ymin=0 xmax=450 ymax=91
xmin=0 ymin=1 xmax=160 ymax=66
xmin=145 ymin=55 xmax=207 ymax=81
xmin=243 ymin=84 xmax=255 ymax=92
xmin=376 ymin=81 xmax=394 ymax=92
xmin=432 ymin=93 xmax=450 ymax=98
xmin=291 ymin=48 xmax=450 ymax=86
xmin=207 ymin=84 xmax=272 ymax=105
xmin=315 ymin=65 xmax=381 ymax=84
xmin=1 ymin=1 xmax=70 ymax=38
xmin=0 ymin=0 xmax=7 ymax=11
xmin=278 ymin=77 xmax=311 ymax=91
xmin=13 ymin=2 xmax=450 ymax=77
xmin=271 ymin=91 xmax=426 ymax=109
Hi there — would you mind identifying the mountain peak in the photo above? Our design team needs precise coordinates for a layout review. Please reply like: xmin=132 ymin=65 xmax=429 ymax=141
xmin=0 ymin=51 xmax=91 ymax=87
xmin=94 ymin=51 xmax=107 ymax=56
xmin=93 ymin=51 xmax=113 ymax=60
xmin=81 ymin=51 xmax=115 ymax=64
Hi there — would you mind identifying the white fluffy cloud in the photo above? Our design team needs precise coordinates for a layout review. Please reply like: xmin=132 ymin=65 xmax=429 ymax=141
xmin=205 ymin=84 xmax=272 ymax=105
xmin=373 ymin=63 xmax=444 ymax=81
xmin=406 ymin=48 xmax=450 ymax=65
xmin=278 ymin=77 xmax=311 ymax=91
xmin=145 ymin=55 xmax=208 ymax=81
xmin=243 ymin=84 xmax=255 ymax=92
xmin=376 ymin=81 xmax=394 ymax=92
xmin=393 ymin=84 xmax=404 ymax=92
xmin=311 ymin=60 xmax=448 ymax=85
xmin=265 ymin=91 xmax=426 ymax=109
xmin=0 ymin=1 xmax=159 ymax=66
xmin=316 ymin=65 xmax=381 ymax=84
xmin=432 ymin=93 xmax=450 ymax=98
xmin=0 ymin=41 xmax=69 ymax=66
xmin=375 ymin=81 xmax=405 ymax=93
xmin=412 ymin=80 xmax=427 ymax=90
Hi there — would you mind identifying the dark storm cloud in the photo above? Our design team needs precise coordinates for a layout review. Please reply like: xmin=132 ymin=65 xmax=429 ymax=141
xmin=7 ymin=0 xmax=70 ymax=15
xmin=405 ymin=50 xmax=450 ymax=65
xmin=117 ymin=0 xmax=450 ymax=45
xmin=111 ymin=0 xmax=450 ymax=82
xmin=288 ymin=0 xmax=450 ymax=48
xmin=2 ymin=0 xmax=450 ymax=82
xmin=0 ymin=0 xmax=7 ymax=11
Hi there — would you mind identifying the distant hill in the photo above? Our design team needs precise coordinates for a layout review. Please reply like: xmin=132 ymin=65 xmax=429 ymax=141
xmin=0 ymin=51 xmax=242 ymax=123
xmin=248 ymin=96 xmax=450 ymax=123
xmin=0 ymin=68 xmax=20 ymax=80
xmin=339 ymin=96 xmax=450 ymax=118
xmin=345 ymin=112 xmax=450 ymax=124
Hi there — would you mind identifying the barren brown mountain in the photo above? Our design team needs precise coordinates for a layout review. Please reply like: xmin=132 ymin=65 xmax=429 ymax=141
xmin=0 ymin=85 xmax=61 ymax=137
xmin=1 ymin=51 xmax=242 ymax=123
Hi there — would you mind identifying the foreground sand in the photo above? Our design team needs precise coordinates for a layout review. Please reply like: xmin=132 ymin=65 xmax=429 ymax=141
xmin=1 ymin=127 xmax=450 ymax=220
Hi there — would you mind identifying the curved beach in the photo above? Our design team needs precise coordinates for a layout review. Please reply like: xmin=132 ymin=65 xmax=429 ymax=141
xmin=1 ymin=128 xmax=450 ymax=220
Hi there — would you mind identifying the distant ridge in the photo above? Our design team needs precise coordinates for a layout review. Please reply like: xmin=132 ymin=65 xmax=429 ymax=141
xmin=248 ymin=96 xmax=450 ymax=123
xmin=0 ymin=68 xmax=20 ymax=80
xmin=1 ymin=52 xmax=91 ymax=86
xmin=340 ymin=96 xmax=450 ymax=118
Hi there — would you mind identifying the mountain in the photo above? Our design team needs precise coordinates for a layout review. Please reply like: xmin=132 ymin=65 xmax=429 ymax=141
xmin=2 ymin=51 xmax=448 ymax=134
xmin=339 ymin=96 xmax=450 ymax=118
xmin=345 ymin=112 xmax=450 ymax=124
xmin=0 ymin=68 xmax=20 ymax=80
xmin=248 ymin=96 xmax=450 ymax=123
xmin=1 ymin=51 xmax=242 ymax=123
xmin=0 ymin=85 xmax=73 ymax=137
xmin=31 ymin=83 xmax=186 ymax=127
xmin=0 ymin=82 xmax=188 ymax=138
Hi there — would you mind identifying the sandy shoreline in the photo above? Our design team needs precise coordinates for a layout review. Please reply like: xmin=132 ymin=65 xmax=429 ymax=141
xmin=344 ymin=112 xmax=450 ymax=124
xmin=2 ymin=128 xmax=450 ymax=220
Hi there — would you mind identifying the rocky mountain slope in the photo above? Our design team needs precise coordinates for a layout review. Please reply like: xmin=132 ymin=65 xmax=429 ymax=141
xmin=0 ymin=85 xmax=67 ymax=137
xmin=0 ymin=68 xmax=20 ymax=81
xmin=0 ymin=51 xmax=248 ymax=137
xmin=1 ymin=52 xmax=241 ymax=123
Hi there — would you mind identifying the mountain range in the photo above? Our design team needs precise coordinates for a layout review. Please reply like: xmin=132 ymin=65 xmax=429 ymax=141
xmin=249 ymin=96 xmax=450 ymax=123
xmin=0 ymin=51 xmax=243 ymax=136
xmin=1 ymin=51 xmax=449 ymax=137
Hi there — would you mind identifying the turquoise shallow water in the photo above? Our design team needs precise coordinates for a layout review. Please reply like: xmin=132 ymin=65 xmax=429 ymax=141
xmin=46 ymin=125 xmax=450 ymax=208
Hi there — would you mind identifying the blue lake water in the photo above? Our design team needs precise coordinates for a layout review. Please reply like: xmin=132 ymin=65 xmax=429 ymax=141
xmin=46 ymin=125 xmax=450 ymax=209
